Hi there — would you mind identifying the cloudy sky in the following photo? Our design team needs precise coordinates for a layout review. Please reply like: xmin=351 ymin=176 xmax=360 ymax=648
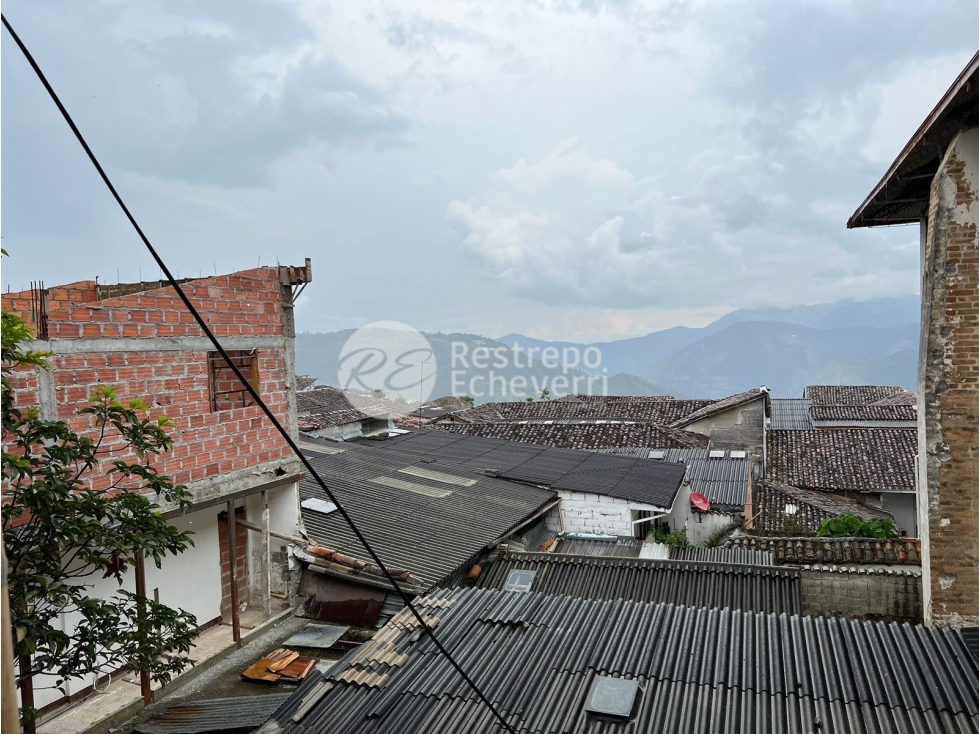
xmin=2 ymin=1 xmax=976 ymax=342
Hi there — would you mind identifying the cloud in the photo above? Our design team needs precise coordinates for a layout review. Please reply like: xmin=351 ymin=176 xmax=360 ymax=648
xmin=4 ymin=0 xmax=978 ymax=342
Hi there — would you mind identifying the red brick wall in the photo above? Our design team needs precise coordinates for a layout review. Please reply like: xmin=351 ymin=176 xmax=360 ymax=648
xmin=3 ymin=268 xmax=293 ymax=490
xmin=218 ymin=507 xmax=249 ymax=619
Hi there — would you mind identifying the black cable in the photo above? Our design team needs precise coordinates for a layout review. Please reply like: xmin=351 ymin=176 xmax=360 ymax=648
xmin=1 ymin=15 xmax=516 ymax=734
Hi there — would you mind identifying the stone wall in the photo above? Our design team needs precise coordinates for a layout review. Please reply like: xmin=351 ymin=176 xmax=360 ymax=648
xmin=918 ymin=125 xmax=979 ymax=627
xmin=800 ymin=566 xmax=923 ymax=623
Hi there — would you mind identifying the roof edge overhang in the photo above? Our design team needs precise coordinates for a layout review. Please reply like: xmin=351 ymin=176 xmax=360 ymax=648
xmin=848 ymin=50 xmax=979 ymax=229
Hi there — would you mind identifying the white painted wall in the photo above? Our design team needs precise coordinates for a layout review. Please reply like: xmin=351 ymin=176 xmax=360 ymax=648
xmin=881 ymin=492 xmax=917 ymax=538
xmin=547 ymin=490 xmax=663 ymax=537
xmin=22 ymin=507 xmax=222 ymax=710
xmin=244 ymin=481 xmax=300 ymax=602
xmin=664 ymin=483 xmax=738 ymax=545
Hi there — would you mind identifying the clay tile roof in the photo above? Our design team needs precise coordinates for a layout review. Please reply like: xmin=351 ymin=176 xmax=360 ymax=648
xmin=751 ymin=479 xmax=893 ymax=535
xmin=296 ymin=375 xmax=318 ymax=391
xmin=767 ymin=428 xmax=917 ymax=493
xmin=441 ymin=397 xmax=714 ymax=425
xmin=870 ymin=391 xmax=917 ymax=406
xmin=809 ymin=403 xmax=916 ymax=422
xmin=433 ymin=420 xmax=709 ymax=451
xmin=803 ymin=385 xmax=906 ymax=406
xmin=671 ymin=387 xmax=768 ymax=428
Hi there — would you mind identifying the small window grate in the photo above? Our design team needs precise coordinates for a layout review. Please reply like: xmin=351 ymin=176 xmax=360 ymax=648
xmin=208 ymin=350 xmax=259 ymax=412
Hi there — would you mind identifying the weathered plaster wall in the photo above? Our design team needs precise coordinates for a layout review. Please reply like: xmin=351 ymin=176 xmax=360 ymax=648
xmin=800 ymin=566 xmax=923 ymax=623
xmin=682 ymin=399 xmax=766 ymax=465
xmin=919 ymin=125 xmax=979 ymax=627
xmin=664 ymin=483 xmax=738 ymax=544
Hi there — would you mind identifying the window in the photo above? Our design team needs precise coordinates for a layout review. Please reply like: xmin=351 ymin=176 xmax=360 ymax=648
xmin=208 ymin=350 xmax=259 ymax=411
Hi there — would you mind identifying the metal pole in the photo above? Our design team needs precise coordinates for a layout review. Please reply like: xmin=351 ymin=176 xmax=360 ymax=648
xmin=134 ymin=552 xmax=152 ymax=706
xmin=227 ymin=501 xmax=241 ymax=648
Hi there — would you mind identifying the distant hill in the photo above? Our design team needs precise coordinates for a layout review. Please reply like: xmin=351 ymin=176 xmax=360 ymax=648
xmin=641 ymin=321 xmax=918 ymax=398
xmin=298 ymin=295 xmax=920 ymax=401
xmin=295 ymin=331 xmax=677 ymax=403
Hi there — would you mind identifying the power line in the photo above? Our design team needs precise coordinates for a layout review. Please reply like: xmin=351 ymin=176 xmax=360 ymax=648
xmin=0 ymin=15 xmax=517 ymax=734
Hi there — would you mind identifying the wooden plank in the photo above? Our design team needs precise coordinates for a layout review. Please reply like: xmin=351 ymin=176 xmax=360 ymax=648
xmin=242 ymin=658 xmax=280 ymax=683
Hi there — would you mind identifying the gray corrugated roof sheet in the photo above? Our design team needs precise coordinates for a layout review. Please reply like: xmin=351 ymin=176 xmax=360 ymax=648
xmin=299 ymin=444 xmax=556 ymax=588
xmin=268 ymin=587 xmax=979 ymax=734
xmin=669 ymin=545 xmax=775 ymax=566
xmin=475 ymin=553 xmax=800 ymax=614
xmin=771 ymin=398 xmax=815 ymax=429
xmin=768 ymin=428 xmax=917 ymax=493
xmin=554 ymin=536 xmax=641 ymax=557
xmin=353 ymin=432 xmax=688 ymax=509
xmin=640 ymin=448 xmax=749 ymax=508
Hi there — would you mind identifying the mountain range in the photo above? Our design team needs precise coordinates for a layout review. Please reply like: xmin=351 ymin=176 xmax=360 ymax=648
xmin=296 ymin=295 xmax=920 ymax=401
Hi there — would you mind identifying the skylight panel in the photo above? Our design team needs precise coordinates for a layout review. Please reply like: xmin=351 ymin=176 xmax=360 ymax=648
xmin=370 ymin=476 xmax=453 ymax=498
xmin=300 ymin=498 xmax=338 ymax=515
xmin=503 ymin=570 xmax=536 ymax=593
xmin=585 ymin=676 xmax=640 ymax=719
xmin=398 ymin=466 xmax=478 ymax=487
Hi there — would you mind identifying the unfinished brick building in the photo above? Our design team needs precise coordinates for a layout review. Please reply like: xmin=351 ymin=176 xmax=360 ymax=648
xmin=849 ymin=53 xmax=979 ymax=627
xmin=2 ymin=262 xmax=312 ymax=709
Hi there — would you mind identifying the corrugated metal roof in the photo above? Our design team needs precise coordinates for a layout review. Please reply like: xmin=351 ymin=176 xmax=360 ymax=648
xmin=669 ymin=545 xmax=775 ymax=566
xmin=299 ymin=444 xmax=556 ymax=588
xmin=353 ymin=432 xmax=688 ymax=509
xmin=771 ymin=398 xmax=815 ymax=430
xmin=475 ymin=553 xmax=800 ymax=614
xmin=634 ymin=448 xmax=749 ymax=508
xmin=268 ymin=587 xmax=979 ymax=734
xmin=554 ymin=536 xmax=641 ymax=557
xmin=135 ymin=693 xmax=293 ymax=734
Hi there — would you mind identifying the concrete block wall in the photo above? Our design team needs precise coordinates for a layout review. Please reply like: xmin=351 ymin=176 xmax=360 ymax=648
xmin=551 ymin=490 xmax=657 ymax=536
xmin=918 ymin=126 xmax=979 ymax=627
xmin=800 ymin=567 xmax=923 ymax=623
